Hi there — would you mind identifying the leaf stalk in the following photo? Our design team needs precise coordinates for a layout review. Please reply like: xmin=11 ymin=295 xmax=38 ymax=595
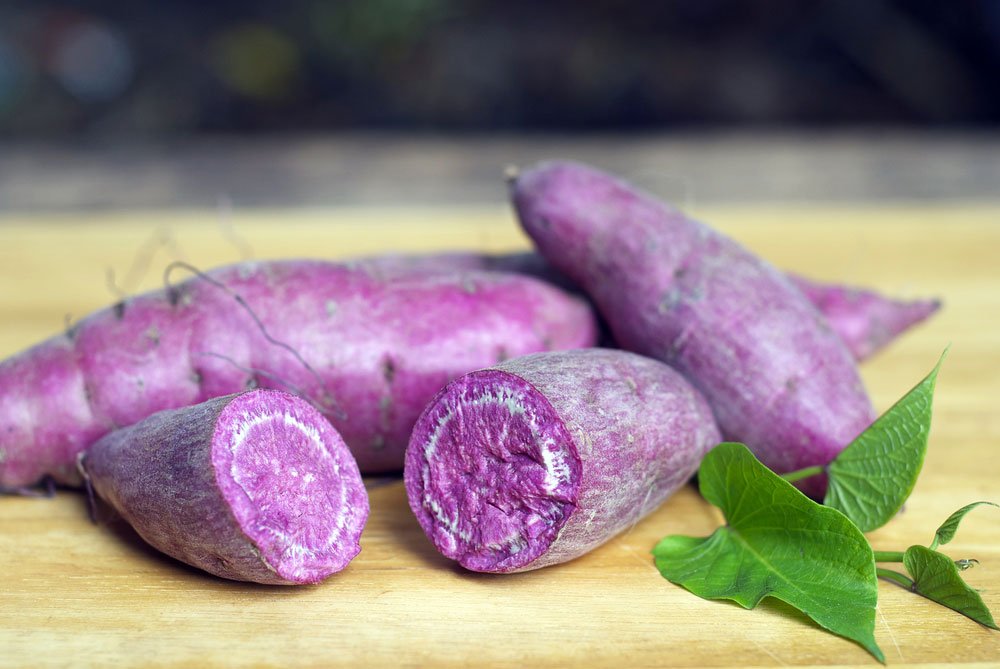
xmin=779 ymin=465 xmax=825 ymax=484
xmin=877 ymin=567 xmax=915 ymax=590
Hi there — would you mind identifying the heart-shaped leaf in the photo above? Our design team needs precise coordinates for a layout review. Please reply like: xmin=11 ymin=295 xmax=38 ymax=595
xmin=653 ymin=443 xmax=884 ymax=663
xmin=904 ymin=544 xmax=998 ymax=629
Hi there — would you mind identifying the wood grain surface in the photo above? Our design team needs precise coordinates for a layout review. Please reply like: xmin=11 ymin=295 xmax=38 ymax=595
xmin=1 ymin=204 xmax=999 ymax=668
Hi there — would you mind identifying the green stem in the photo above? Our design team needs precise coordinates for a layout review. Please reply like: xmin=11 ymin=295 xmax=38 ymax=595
xmin=779 ymin=465 xmax=825 ymax=484
xmin=874 ymin=551 xmax=906 ymax=563
xmin=877 ymin=567 xmax=915 ymax=590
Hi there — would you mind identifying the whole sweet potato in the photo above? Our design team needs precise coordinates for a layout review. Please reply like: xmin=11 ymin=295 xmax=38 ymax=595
xmin=511 ymin=161 xmax=876 ymax=496
xmin=405 ymin=348 xmax=721 ymax=573
xmin=82 ymin=389 xmax=368 ymax=584
xmin=0 ymin=260 xmax=598 ymax=488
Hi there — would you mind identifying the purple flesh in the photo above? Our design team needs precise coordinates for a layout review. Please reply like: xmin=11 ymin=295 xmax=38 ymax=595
xmin=212 ymin=391 xmax=368 ymax=582
xmin=406 ymin=371 xmax=581 ymax=572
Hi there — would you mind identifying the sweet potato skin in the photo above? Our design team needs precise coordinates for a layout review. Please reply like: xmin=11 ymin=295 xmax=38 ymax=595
xmin=360 ymin=250 xmax=940 ymax=362
xmin=82 ymin=389 xmax=368 ymax=584
xmin=789 ymin=273 xmax=941 ymax=361
xmin=405 ymin=349 xmax=721 ymax=573
xmin=0 ymin=260 xmax=598 ymax=487
xmin=511 ymin=161 xmax=876 ymax=496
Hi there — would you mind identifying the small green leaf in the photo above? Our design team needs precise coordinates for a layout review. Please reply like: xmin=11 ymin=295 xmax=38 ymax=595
xmin=904 ymin=544 xmax=999 ymax=629
xmin=653 ymin=443 xmax=884 ymax=663
xmin=825 ymin=350 xmax=945 ymax=532
xmin=930 ymin=501 xmax=999 ymax=550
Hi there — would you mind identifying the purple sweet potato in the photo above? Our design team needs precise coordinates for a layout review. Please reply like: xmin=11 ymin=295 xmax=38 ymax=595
xmin=356 ymin=250 xmax=940 ymax=362
xmin=0 ymin=260 xmax=598 ymax=488
xmin=789 ymin=273 xmax=941 ymax=361
xmin=404 ymin=348 xmax=721 ymax=573
xmin=511 ymin=161 xmax=877 ymax=497
xmin=81 ymin=389 xmax=367 ymax=584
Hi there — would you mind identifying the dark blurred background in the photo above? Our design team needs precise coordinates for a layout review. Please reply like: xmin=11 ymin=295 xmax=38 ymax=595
xmin=2 ymin=0 xmax=998 ymax=135
xmin=0 ymin=1 xmax=998 ymax=208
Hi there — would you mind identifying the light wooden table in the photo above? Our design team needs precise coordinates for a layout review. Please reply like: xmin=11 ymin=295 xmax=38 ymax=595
xmin=1 ymin=204 xmax=999 ymax=668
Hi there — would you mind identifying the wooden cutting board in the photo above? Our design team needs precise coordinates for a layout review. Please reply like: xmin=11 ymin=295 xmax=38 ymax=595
xmin=1 ymin=204 xmax=999 ymax=668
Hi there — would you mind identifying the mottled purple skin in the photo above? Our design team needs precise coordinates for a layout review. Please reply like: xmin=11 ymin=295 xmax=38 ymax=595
xmin=511 ymin=161 xmax=877 ymax=498
xmin=0 ymin=261 xmax=598 ymax=487
xmin=405 ymin=349 xmax=721 ymax=573
xmin=789 ymin=274 xmax=941 ymax=361
xmin=82 ymin=389 xmax=368 ymax=584
xmin=358 ymin=250 xmax=940 ymax=363
xmin=353 ymin=251 xmax=582 ymax=294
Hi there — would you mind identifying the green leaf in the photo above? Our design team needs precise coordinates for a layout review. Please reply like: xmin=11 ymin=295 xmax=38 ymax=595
xmin=824 ymin=350 xmax=945 ymax=532
xmin=653 ymin=442 xmax=884 ymax=663
xmin=930 ymin=501 xmax=999 ymax=550
xmin=904 ymin=544 xmax=999 ymax=629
